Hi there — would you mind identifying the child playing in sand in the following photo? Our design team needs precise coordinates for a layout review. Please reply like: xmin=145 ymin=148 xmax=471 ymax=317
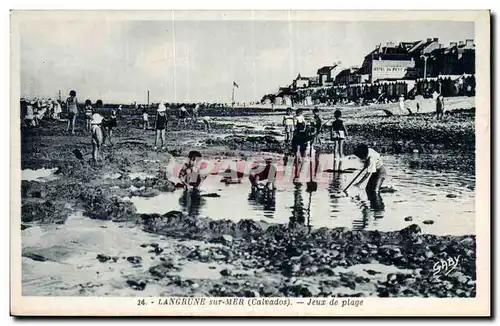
xmin=142 ymin=107 xmax=149 ymax=130
xmin=84 ymin=99 xmax=93 ymax=132
xmin=282 ymin=107 xmax=295 ymax=143
xmin=178 ymin=150 xmax=205 ymax=189
xmin=330 ymin=109 xmax=348 ymax=171
xmin=90 ymin=102 xmax=105 ymax=163
xmin=66 ymin=90 xmax=79 ymax=134
xmin=154 ymin=104 xmax=167 ymax=150
xmin=353 ymin=144 xmax=386 ymax=208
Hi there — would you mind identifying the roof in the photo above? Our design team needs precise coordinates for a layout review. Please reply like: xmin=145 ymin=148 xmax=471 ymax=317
xmin=317 ymin=65 xmax=335 ymax=74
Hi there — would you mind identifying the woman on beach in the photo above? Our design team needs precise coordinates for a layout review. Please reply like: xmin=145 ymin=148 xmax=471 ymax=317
xmin=330 ymin=109 xmax=348 ymax=171
xmin=154 ymin=104 xmax=167 ymax=151
xmin=353 ymin=144 xmax=386 ymax=211
xmin=84 ymin=99 xmax=93 ymax=132
xmin=66 ymin=90 xmax=79 ymax=134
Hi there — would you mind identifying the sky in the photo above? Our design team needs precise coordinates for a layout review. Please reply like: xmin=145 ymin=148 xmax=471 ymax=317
xmin=19 ymin=18 xmax=474 ymax=103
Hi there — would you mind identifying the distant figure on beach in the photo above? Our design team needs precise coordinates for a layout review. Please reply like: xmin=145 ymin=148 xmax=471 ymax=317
xmin=66 ymin=90 xmax=79 ymax=134
xmin=52 ymin=99 xmax=62 ymax=120
xmin=90 ymin=100 xmax=105 ymax=163
xmin=84 ymin=99 xmax=93 ymax=132
xmin=201 ymin=116 xmax=211 ymax=132
xmin=311 ymin=107 xmax=323 ymax=144
xmin=282 ymin=107 xmax=295 ymax=143
xmin=142 ymin=107 xmax=149 ymax=130
xmin=192 ymin=104 xmax=200 ymax=123
xmin=154 ymin=104 xmax=167 ymax=150
xmin=104 ymin=108 xmax=118 ymax=145
xmin=353 ymin=144 xmax=386 ymax=211
xmin=399 ymin=94 xmax=406 ymax=114
xmin=178 ymin=105 xmax=188 ymax=127
xmin=23 ymin=100 xmax=36 ymax=127
xmin=330 ymin=109 xmax=348 ymax=171
xmin=436 ymin=94 xmax=445 ymax=120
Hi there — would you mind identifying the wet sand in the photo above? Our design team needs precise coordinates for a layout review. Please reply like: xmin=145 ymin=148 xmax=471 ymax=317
xmin=20 ymin=107 xmax=476 ymax=297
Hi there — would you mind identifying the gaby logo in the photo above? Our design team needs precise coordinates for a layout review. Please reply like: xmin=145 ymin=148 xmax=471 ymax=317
xmin=164 ymin=155 xmax=357 ymax=186
xmin=432 ymin=256 xmax=461 ymax=276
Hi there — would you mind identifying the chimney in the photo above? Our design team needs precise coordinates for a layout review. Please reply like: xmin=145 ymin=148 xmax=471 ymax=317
xmin=439 ymin=43 xmax=444 ymax=49
xmin=459 ymin=41 xmax=465 ymax=46
xmin=427 ymin=38 xmax=432 ymax=42
xmin=466 ymin=39 xmax=474 ymax=47
xmin=450 ymin=42 xmax=458 ymax=47
xmin=433 ymin=37 xmax=438 ymax=42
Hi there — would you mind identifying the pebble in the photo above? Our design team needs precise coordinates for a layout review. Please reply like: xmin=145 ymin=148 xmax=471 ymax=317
xmin=446 ymin=194 xmax=458 ymax=198
xmin=404 ymin=216 xmax=413 ymax=222
xmin=423 ymin=220 xmax=435 ymax=225
xmin=126 ymin=256 xmax=142 ymax=265
xmin=96 ymin=254 xmax=111 ymax=263
xmin=220 ymin=269 xmax=232 ymax=277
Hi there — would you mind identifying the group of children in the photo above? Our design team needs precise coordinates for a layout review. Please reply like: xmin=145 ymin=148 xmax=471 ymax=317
xmin=281 ymin=106 xmax=386 ymax=206
xmin=21 ymin=97 xmax=63 ymax=128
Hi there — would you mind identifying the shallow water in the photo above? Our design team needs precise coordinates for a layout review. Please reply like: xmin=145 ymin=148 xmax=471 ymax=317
xmin=22 ymin=212 xmax=210 ymax=296
xmin=131 ymin=154 xmax=475 ymax=236
xmin=22 ymin=168 xmax=59 ymax=182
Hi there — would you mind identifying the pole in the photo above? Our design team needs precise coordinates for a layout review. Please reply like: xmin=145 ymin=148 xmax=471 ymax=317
xmin=231 ymin=86 xmax=235 ymax=109
xmin=58 ymin=90 xmax=61 ymax=102
xmin=147 ymin=90 xmax=150 ymax=108
xmin=423 ymin=56 xmax=427 ymax=80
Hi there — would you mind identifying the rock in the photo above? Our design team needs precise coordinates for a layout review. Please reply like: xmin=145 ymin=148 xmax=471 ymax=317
xmin=140 ymin=244 xmax=148 ymax=248
xmin=21 ymin=224 xmax=30 ymax=230
xmin=364 ymin=269 xmax=381 ymax=276
xmin=300 ymin=284 xmax=321 ymax=297
xmin=126 ymin=256 xmax=142 ymax=265
xmin=300 ymin=254 xmax=314 ymax=266
xmin=150 ymin=243 xmax=159 ymax=248
xmin=221 ymin=234 xmax=233 ymax=245
xmin=96 ymin=254 xmax=111 ymax=263
xmin=22 ymin=253 xmax=47 ymax=262
xmin=112 ymin=256 xmax=119 ymax=262
xmin=243 ymin=290 xmax=260 ymax=297
xmin=191 ymin=283 xmax=200 ymax=289
xmin=126 ymin=279 xmax=146 ymax=291
xmin=435 ymin=183 xmax=441 ymax=187
xmin=220 ymin=269 xmax=232 ymax=277
xmin=446 ymin=194 xmax=458 ymax=198
xmin=201 ymin=193 xmax=221 ymax=198
xmin=423 ymin=220 xmax=435 ymax=225
xmin=149 ymin=261 xmax=180 ymax=278
xmin=404 ymin=216 xmax=413 ymax=222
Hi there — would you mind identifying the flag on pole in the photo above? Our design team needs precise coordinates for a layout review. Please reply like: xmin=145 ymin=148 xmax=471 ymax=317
xmin=233 ymin=81 xmax=239 ymax=88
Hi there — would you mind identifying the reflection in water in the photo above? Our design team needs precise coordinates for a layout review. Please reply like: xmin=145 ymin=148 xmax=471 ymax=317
xmin=290 ymin=182 xmax=306 ymax=225
xmin=248 ymin=186 xmax=276 ymax=218
xmin=179 ymin=188 xmax=206 ymax=217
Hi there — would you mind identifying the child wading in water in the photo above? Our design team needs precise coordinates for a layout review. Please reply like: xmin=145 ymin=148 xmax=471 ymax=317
xmin=290 ymin=108 xmax=309 ymax=181
xmin=90 ymin=100 xmax=105 ymax=164
xmin=178 ymin=151 xmax=205 ymax=189
xmin=282 ymin=107 xmax=295 ymax=143
xmin=84 ymin=99 xmax=93 ymax=132
xmin=353 ymin=144 xmax=386 ymax=211
xmin=154 ymin=104 xmax=167 ymax=150
xmin=330 ymin=109 xmax=348 ymax=172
